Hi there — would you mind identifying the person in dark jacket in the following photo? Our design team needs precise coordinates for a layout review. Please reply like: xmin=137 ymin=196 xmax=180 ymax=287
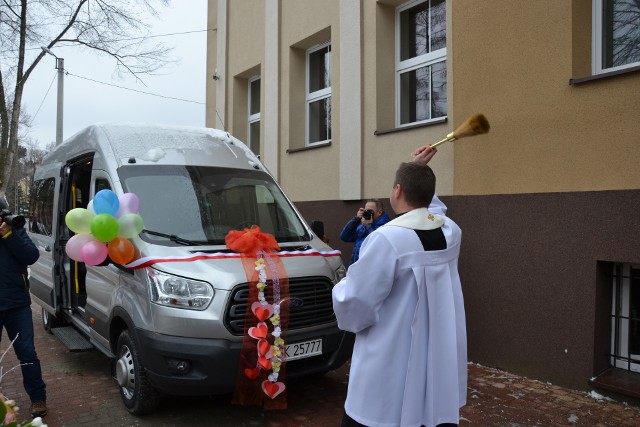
xmin=339 ymin=199 xmax=390 ymax=266
xmin=0 ymin=200 xmax=47 ymax=418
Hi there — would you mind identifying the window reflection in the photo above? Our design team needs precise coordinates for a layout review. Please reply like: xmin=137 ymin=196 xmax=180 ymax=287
xmin=400 ymin=61 xmax=446 ymax=124
xmin=400 ymin=0 xmax=446 ymax=61
xmin=603 ymin=0 xmax=640 ymax=68
xmin=397 ymin=0 xmax=447 ymax=126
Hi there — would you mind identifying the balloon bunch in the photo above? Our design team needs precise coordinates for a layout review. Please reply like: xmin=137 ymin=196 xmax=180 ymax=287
xmin=65 ymin=190 xmax=144 ymax=266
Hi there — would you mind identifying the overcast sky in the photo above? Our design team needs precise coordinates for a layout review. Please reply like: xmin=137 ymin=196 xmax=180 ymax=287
xmin=22 ymin=0 xmax=208 ymax=149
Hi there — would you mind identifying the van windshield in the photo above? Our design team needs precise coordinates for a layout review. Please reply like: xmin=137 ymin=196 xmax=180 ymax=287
xmin=117 ymin=165 xmax=310 ymax=246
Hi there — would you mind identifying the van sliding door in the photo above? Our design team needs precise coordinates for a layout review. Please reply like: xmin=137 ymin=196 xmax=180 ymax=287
xmin=57 ymin=155 xmax=95 ymax=316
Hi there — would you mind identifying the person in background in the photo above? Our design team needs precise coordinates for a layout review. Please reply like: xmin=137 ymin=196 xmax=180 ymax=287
xmin=0 ymin=199 xmax=48 ymax=418
xmin=339 ymin=199 xmax=390 ymax=266
xmin=29 ymin=211 xmax=43 ymax=234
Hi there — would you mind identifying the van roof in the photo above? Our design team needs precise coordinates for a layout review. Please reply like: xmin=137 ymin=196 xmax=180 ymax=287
xmin=42 ymin=122 xmax=259 ymax=170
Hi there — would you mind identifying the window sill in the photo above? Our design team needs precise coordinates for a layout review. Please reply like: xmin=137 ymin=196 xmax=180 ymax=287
xmin=286 ymin=141 xmax=331 ymax=153
xmin=589 ymin=367 xmax=640 ymax=400
xmin=374 ymin=117 xmax=447 ymax=136
xmin=570 ymin=65 xmax=640 ymax=85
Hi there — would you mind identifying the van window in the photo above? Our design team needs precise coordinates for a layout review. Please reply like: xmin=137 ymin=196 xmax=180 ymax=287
xmin=117 ymin=166 xmax=310 ymax=246
xmin=95 ymin=179 xmax=111 ymax=193
xmin=30 ymin=178 xmax=55 ymax=236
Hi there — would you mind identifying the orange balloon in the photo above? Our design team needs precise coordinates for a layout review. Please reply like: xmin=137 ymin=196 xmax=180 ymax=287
xmin=108 ymin=237 xmax=135 ymax=265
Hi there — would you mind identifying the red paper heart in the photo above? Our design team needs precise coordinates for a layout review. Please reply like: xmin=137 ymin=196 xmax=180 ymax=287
xmin=252 ymin=302 xmax=274 ymax=322
xmin=244 ymin=367 xmax=260 ymax=380
xmin=257 ymin=356 xmax=272 ymax=371
xmin=257 ymin=339 xmax=271 ymax=357
xmin=248 ymin=322 xmax=268 ymax=339
xmin=261 ymin=380 xmax=286 ymax=399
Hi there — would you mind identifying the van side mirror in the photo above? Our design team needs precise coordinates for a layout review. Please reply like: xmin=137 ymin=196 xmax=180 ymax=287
xmin=310 ymin=220 xmax=328 ymax=243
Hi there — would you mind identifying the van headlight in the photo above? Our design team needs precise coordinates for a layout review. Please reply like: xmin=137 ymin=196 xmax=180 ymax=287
xmin=334 ymin=264 xmax=346 ymax=283
xmin=146 ymin=268 xmax=214 ymax=310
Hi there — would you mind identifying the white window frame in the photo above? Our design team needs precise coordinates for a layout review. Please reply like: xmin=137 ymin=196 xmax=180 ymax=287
xmin=248 ymin=76 xmax=261 ymax=155
xmin=395 ymin=0 xmax=447 ymax=128
xmin=611 ymin=264 xmax=640 ymax=373
xmin=592 ymin=0 xmax=640 ymax=74
xmin=305 ymin=42 xmax=332 ymax=147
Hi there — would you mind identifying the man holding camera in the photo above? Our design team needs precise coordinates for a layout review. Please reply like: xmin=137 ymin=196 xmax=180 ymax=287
xmin=339 ymin=199 xmax=390 ymax=266
xmin=0 ymin=199 xmax=47 ymax=418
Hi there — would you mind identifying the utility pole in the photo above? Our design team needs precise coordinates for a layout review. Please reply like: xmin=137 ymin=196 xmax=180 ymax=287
xmin=42 ymin=47 xmax=64 ymax=145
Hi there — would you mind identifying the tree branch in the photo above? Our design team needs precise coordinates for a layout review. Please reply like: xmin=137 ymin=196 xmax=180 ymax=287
xmin=20 ymin=0 xmax=89 ymax=88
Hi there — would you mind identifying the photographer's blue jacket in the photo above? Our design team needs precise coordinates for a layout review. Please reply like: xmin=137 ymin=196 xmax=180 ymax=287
xmin=0 ymin=227 xmax=39 ymax=311
xmin=339 ymin=212 xmax=390 ymax=266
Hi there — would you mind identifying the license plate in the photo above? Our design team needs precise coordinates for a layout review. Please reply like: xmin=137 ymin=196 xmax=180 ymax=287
xmin=285 ymin=338 xmax=322 ymax=361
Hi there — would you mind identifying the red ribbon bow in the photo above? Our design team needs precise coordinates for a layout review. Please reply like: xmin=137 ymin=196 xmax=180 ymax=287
xmin=225 ymin=226 xmax=280 ymax=256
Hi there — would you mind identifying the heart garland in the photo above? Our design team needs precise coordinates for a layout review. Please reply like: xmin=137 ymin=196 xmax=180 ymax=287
xmin=226 ymin=226 xmax=288 ymax=407
xmin=242 ymin=252 xmax=287 ymax=398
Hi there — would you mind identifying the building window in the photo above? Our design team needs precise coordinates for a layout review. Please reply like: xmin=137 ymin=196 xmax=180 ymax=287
xmin=396 ymin=0 xmax=447 ymax=127
xmin=306 ymin=42 xmax=331 ymax=146
xmin=593 ymin=0 xmax=640 ymax=73
xmin=611 ymin=264 xmax=640 ymax=373
xmin=248 ymin=76 xmax=261 ymax=156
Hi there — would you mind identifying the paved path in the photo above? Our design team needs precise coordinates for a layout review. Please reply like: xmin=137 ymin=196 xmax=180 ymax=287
xmin=1 ymin=305 xmax=640 ymax=426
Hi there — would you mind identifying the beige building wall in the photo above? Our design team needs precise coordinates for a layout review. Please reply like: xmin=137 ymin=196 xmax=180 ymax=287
xmin=278 ymin=0 xmax=341 ymax=201
xmin=207 ymin=1 xmax=640 ymax=200
xmin=207 ymin=0 xmax=457 ymax=201
xmin=205 ymin=3 xmax=218 ymax=129
xmin=450 ymin=0 xmax=640 ymax=195
xmin=363 ymin=1 xmax=456 ymax=199
xmin=227 ymin=0 xmax=265 ymax=143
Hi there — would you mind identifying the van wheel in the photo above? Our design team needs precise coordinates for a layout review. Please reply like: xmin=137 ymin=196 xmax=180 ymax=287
xmin=42 ymin=308 xmax=63 ymax=333
xmin=115 ymin=329 xmax=160 ymax=415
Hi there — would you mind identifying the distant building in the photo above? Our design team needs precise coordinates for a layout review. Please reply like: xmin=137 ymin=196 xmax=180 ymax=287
xmin=206 ymin=0 xmax=640 ymax=398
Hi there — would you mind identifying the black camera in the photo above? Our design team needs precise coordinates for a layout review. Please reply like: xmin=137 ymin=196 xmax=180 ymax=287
xmin=0 ymin=209 xmax=26 ymax=228
xmin=362 ymin=209 xmax=375 ymax=220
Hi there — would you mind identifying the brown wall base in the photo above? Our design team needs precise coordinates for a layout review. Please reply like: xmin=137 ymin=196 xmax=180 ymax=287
xmin=294 ymin=190 xmax=640 ymax=391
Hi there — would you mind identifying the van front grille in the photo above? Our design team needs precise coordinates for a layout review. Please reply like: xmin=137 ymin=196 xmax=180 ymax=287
xmin=224 ymin=277 xmax=336 ymax=335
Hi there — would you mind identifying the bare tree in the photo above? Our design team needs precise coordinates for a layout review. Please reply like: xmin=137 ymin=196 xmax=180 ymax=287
xmin=21 ymin=136 xmax=48 ymax=196
xmin=0 ymin=0 xmax=172 ymax=209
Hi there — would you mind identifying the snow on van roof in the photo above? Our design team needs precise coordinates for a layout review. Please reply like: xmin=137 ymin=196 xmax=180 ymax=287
xmin=95 ymin=122 xmax=234 ymax=161
xmin=44 ymin=122 xmax=254 ymax=167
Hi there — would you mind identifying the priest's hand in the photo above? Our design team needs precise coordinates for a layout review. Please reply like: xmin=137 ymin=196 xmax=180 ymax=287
xmin=413 ymin=145 xmax=437 ymax=164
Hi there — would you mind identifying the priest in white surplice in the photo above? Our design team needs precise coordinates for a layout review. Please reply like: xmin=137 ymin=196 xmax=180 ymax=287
xmin=333 ymin=158 xmax=467 ymax=427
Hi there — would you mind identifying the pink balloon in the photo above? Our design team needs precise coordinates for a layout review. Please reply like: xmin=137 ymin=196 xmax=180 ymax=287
xmin=66 ymin=234 xmax=97 ymax=261
xmin=116 ymin=193 xmax=140 ymax=218
xmin=80 ymin=240 xmax=108 ymax=266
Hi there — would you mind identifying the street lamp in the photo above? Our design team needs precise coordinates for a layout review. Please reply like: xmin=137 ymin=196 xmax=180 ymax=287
xmin=41 ymin=47 xmax=64 ymax=145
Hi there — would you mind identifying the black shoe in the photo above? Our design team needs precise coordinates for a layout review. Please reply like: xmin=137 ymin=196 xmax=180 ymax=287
xmin=31 ymin=401 xmax=48 ymax=418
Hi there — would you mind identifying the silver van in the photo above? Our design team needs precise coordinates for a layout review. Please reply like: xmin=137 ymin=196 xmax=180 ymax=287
xmin=28 ymin=123 xmax=353 ymax=414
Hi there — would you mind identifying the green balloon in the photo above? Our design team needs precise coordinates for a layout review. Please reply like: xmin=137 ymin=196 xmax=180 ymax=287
xmin=65 ymin=208 xmax=95 ymax=234
xmin=90 ymin=214 xmax=120 ymax=242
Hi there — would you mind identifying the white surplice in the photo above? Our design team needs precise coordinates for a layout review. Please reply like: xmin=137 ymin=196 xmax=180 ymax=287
xmin=332 ymin=205 xmax=467 ymax=427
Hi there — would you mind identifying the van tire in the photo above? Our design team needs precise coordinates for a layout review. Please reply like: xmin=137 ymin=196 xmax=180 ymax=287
xmin=115 ymin=329 xmax=161 ymax=415
xmin=42 ymin=308 xmax=63 ymax=333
